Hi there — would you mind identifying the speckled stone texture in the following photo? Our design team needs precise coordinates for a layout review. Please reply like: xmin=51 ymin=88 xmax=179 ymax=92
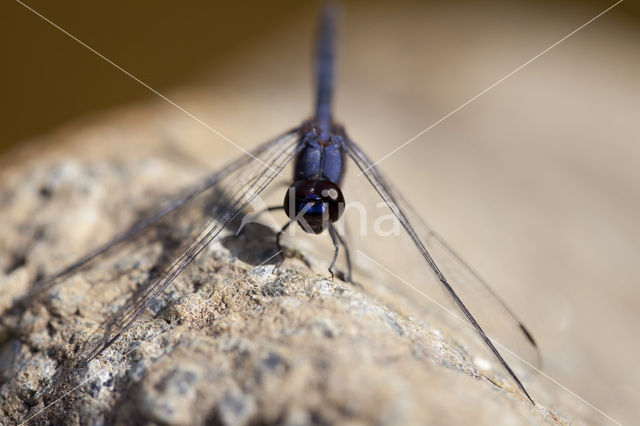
xmin=0 ymin=100 xmax=575 ymax=426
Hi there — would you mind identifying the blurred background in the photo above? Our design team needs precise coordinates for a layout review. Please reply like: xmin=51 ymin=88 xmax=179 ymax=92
xmin=1 ymin=0 xmax=639 ymax=424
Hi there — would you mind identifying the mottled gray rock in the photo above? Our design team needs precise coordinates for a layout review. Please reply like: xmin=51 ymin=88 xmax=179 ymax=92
xmin=0 ymin=101 xmax=574 ymax=425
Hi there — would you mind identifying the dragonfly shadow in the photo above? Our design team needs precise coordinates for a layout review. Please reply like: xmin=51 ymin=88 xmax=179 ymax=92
xmin=220 ymin=219 xmax=282 ymax=267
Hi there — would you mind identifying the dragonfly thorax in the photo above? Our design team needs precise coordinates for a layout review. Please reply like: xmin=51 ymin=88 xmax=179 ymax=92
xmin=283 ymin=179 xmax=345 ymax=234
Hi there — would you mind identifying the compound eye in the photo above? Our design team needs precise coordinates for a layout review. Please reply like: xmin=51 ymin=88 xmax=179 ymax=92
xmin=283 ymin=179 xmax=346 ymax=234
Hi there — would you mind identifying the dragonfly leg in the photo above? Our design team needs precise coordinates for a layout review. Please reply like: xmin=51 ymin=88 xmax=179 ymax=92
xmin=328 ymin=224 xmax=341 ymax=281
xmin=274 ymin=220 xmax=293 ymax=272
xmin=237 ymin=205 xmax=283 ymax=236
xmin=332 ymin=224 xmax=353 ymax=282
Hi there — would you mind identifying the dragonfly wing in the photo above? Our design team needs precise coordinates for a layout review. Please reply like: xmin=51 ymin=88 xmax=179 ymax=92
xmin=343 ymin=134 xmax=537 ymax=404
xmin=22 ymin=128 xmax=300 ymax=304
xmin=23 ymin=130 xmax=303 ymax=423
xmin=71 ymin=128 xmax=302 ymax=364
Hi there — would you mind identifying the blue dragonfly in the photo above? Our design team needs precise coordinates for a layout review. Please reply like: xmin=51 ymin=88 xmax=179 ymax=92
xmin=18 ymin=3 xmax=540 ymax=418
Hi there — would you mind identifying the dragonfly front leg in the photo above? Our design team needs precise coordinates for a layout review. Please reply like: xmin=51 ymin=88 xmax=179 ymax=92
xmin=274 ymin=220 xmax=293 ymax=272
xmin=331 ymin=224 xmax=353 ymax=283
xmin=237 ymin=205 xmax=283 ymax=236
xmin=328 ymin=224 xmax=342 ymax=281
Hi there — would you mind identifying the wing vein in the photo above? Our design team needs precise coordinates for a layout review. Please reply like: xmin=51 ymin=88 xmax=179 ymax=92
xmin=343 ymin=135 xmax=535 ymax=404
xmin=78 ymin=130 xmax=303 ymax=364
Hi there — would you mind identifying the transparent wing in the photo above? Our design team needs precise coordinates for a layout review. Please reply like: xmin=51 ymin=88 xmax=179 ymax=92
xmin=343 ymin=135 xmax=538 ymax=404
xmin=20 ymin=127 xmax=300 ymax=305
xmin=72 ymin=129 xmax=303 ymax=365
xmin=19 ymin=129 xmax=303 ymax=424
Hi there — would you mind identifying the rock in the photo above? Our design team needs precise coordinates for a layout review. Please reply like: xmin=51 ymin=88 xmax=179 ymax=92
xmin=0 ymin=92 xmax=576 ymax=425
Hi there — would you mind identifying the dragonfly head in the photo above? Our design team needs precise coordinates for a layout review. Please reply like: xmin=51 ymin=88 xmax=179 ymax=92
xmin=284 ymin=179 xmax=345 ymax=234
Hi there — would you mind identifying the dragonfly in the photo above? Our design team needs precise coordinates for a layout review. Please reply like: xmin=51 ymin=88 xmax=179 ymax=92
xmin=17 ymin=2 xmax=539 ymax=419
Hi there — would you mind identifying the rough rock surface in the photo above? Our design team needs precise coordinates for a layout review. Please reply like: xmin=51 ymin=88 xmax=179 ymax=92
xmin=0 ymin=99 xmax=575 ymax=426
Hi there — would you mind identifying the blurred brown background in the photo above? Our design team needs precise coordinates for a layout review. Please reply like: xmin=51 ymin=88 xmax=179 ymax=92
xmin=1 ymin=0 xmax=639 ymax=424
